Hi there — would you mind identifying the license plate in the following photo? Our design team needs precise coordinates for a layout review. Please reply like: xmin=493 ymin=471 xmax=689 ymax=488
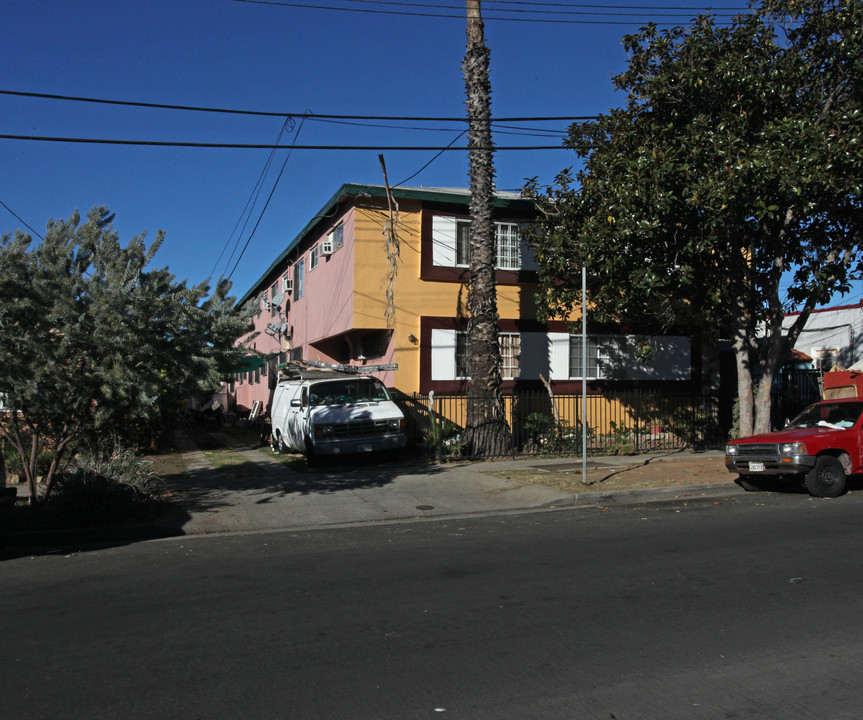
xmin=357 ymin=443 xmax=373 ymax=453
xmin=748 ymin=462 xmax=765 ymax=472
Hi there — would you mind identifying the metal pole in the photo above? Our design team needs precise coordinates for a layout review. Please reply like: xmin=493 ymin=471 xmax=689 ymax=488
xmin=582 ymin=266 xmax=588 ymax=484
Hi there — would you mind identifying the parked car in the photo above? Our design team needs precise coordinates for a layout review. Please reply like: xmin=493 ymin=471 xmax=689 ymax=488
xmin=270 ymin=364 xmax=406 ymax=464
xmin=725 ymin=398 xmax=863 ymax=497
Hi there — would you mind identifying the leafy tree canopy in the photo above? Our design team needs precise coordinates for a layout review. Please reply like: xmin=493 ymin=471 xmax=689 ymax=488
xmin=525 ymin=0 xmax=862 ymax=435
xmin=0 ymin=207 xmax=252 ymax=499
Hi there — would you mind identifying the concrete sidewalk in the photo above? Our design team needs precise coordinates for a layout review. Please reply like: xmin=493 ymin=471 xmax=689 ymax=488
xmin=165 ymin=434 xmax=737 ymax=536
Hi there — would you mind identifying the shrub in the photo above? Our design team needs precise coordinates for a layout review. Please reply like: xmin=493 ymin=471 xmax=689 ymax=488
xmin=46 ymin=439 xmax=162 ymax=526
xmin=1 ymin=439 xmax=57 ymax=479
xmin=423 ymin=420 xmax=466 ymax=460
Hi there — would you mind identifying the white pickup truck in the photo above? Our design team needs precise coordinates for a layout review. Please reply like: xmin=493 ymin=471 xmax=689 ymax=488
xmin=270 ymin=363 xmax=406 ymax=463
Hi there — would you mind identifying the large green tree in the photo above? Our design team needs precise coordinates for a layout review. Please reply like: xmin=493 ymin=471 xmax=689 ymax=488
xmin=0 ymin=207 xmax=252 ymax=501
xmin=525 ymin=0 xmax=862 ymax=436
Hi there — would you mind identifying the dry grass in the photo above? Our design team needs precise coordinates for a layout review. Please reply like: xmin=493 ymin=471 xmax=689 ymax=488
xmin=486 ymin=455 xmax=731 ymax=494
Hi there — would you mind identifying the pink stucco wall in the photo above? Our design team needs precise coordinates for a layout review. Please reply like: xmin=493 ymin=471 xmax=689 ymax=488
xmin=226 ymin=210 xmax=358 ymax=414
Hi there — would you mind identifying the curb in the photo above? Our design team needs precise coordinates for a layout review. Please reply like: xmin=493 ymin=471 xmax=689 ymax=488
xmin=1 ymin=480 xmax=741 ymax=555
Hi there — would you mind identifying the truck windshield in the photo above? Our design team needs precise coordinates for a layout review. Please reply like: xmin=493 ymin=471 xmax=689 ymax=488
xmin=786 ymin=402 xmax=863 ymax=430
xmin=309 ymin=379 xmax=391 ymax=406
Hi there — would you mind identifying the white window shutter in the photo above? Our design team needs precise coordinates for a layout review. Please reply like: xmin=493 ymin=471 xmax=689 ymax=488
xmin=432 ymin=216 xmax=457 ymax=267
xmin=548 ymin=333 xmax=570 ymax=380
xmin=431 ymin=329 xmax=458 ymax=380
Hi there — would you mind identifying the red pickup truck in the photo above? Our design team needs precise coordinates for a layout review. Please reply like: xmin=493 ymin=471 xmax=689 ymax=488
xmin=725 ymin=398 xmax=863 ymax=497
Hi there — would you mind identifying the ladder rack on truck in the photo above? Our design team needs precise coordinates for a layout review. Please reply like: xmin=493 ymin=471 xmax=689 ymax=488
xmin=276 ymin=360 xmax=398 ymax=379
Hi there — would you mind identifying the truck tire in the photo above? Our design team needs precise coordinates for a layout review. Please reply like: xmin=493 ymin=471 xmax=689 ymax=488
xmin=277 ymin=433 xmax=288 ymax=455
xmin=304 ymin=438 xmax=319 ymax=467
xmin=805 ymin=456 xmax=846 ymax=498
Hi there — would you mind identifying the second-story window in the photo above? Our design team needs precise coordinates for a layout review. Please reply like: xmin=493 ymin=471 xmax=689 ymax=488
xmin=310 ymin=244 xmax=319 ymax=270
xmin=329 ymin=223 xmax=344 ymax=250
xmin=293 ymin=258 xmax=305 ymax=300
xmin=269 ymin=282 xmax=278 ymax=316
xmin=451 ymin=220 xmax=522 ymax=270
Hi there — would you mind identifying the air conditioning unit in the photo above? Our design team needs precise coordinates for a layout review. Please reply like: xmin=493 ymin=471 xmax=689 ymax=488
xmin=320 ymin=239 xmax=334 ymax=256
xmin=283 ymin=278 xmax=293 ymax=294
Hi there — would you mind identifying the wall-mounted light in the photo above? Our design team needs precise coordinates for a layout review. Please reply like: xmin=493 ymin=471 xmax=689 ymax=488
xmin=408 ymin=333 xmax=418 ymax=344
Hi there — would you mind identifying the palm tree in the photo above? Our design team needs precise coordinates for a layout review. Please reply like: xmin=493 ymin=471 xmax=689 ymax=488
xmin=462 ymin=0 xmax=512 ymax=457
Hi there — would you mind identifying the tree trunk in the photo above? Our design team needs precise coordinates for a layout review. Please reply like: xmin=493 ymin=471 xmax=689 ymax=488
xmin=732 ymin=322 xmax=755 ymax=439
xmin=462 ymin=0 xmax=511 ymax=457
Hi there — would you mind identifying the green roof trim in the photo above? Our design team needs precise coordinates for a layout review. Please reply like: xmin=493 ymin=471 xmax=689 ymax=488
xmin=231 ymin=355 xmax=266 ymax=373
xmin=236 ymin=183 xmax=535 ymax=306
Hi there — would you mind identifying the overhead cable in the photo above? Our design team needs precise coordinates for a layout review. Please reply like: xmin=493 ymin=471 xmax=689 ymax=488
xmin=0 ymin=89 xmax=596 ymax=122
xmin=0 ymin=134 xmax=571 ymax=150
xmin=229 ymin=0 xmax=745 ymax=23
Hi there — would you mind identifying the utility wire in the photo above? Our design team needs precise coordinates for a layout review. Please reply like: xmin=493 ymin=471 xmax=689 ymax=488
xmin=0 ymin=199 xmax=44 ymax=240
xmin=267 ymin=0 xmax=747 ymax=17
xmin=226 ymin=114 xmax=310 ymax=282
xmin=395 ymin=130 xmax=468 ymax=187
xmin=0 ymin=89 xmax=596 ymax=122
xmin=0 ymin=135 xmax=571 ymax=150
xmin=230 ymin=0 xmax=745 ymax=23
xmin=209 ymin=117 xmax=296 ymax=280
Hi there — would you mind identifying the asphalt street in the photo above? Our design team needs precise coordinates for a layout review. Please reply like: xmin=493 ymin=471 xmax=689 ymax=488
xmin=3 ymin=489 xmax=863 ymax=719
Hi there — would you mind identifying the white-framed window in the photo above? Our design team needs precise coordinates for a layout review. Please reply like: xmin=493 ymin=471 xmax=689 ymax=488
xmin=495 ymin=223 xmax=521 ymax=271
xmin=438 ymin=217 xmax=525 ymax=270
xmin=309 ymin=244 xmax=319 ymax=270
xmin=269 ymin=282 xmax=279 ymax=317
xmin=455 ymin=331 xmax=521 ymax=380
xmin=456 ymin=220 xmax=471 ymax=266
xmin=499 ymin=333 xmax=521 ymax=379
xmin=569 ymin=335 xmax=627 ymax=379
xmin=455 ymin=331 xmax=470 ymax=379
xmin=293 ymin=259 xmax=305 ymax=300
xmin=329 ymin=223 xmax=344 ymax=251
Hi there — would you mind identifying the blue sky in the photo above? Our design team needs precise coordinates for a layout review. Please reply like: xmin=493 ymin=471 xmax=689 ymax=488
xmin=5 ymin=0 xmax=856 ymax=308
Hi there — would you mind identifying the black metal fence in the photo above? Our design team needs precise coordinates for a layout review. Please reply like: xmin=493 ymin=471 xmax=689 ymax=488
xmin=393 ymin=388 xmax=726 ymax=461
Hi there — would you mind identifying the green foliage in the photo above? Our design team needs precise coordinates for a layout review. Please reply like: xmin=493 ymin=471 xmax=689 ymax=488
xmin=424 ymin=419 xmax=466 ymax=460
xmin=0 ymin=439 xmax=56 ymax=478
xmin=524 ymin=413 xmax=586 ymax=454
xmin=46 ymin=441 xmax=162 ymax=527
xmin=0 ymin=206 xmax=253 ymax=499
xmin=525 ymin=0 xmax=862 ymax=435
xmin=602 ymin=421 xmax=635 ymax=456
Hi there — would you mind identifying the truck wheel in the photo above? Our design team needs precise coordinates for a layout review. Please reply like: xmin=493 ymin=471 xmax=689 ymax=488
xmin=304 ymin=438 xmax=319 ymax=467
xmin=736 ymin=475 xmax=766 ymax=492
xmin=277 ymin=434 xmax=288 ymax=455
xmin=805 ymin=456 xmax=846 ymax=498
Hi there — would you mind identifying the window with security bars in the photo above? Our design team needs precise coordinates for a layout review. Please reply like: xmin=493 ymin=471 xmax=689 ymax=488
xmin=569 ymin=335 xmax=627 ymax=379
xmin=499 ymin=333 xmax=521 ymax=379
xmin=454 ymin=220 xmax=522 ymax=270
xmin=456 ymin=332 xmax=521 ymax=380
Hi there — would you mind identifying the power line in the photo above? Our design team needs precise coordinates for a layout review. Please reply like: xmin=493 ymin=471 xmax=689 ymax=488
xmin=229 ymin=0 xmax=745 ymax=23
xmin=0 ymin=199 xmax=44 ymax=240
xmin=285 ymin=0 xmax=748 ymax=17
xmin=0 ymin=89 xmax=596 ymax=123
xmin=209 ymin=117 xmax=298 ymax=280
xmin=0 ymin=134 xmax=571 ymax=150
xmin=226 ymin=116 xmax=311 ymax=281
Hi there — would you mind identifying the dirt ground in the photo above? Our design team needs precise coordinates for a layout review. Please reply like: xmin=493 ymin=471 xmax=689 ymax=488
xmin=486 ymin=453 xmax=734 ymax=494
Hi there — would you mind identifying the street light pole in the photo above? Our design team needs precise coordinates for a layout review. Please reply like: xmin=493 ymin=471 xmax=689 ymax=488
xmin=582 ymin=266 xmax=588 ymax=483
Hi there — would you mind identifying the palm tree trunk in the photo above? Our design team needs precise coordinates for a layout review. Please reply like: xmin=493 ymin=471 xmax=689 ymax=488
xmin=463 ymin=0 xmax=512 ymax=457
